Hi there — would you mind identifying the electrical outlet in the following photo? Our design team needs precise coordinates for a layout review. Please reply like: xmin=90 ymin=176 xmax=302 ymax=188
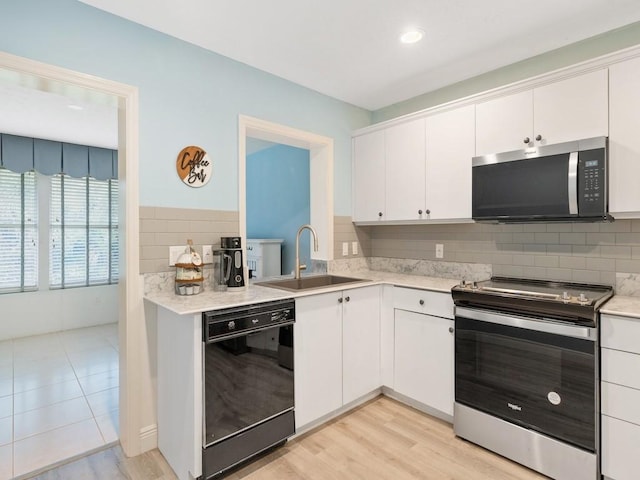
xmin=342 ymin=242 xmax=349 ymax=256
xmin=435 ymin=244 xmax=444 ymax=259
xmin=352 ymin=241 xmax=358 ymax=255
xmin=202 ymin=245 xmax=213 ymax=264
xmin=169 ymin=245 xmax=186 ymax=266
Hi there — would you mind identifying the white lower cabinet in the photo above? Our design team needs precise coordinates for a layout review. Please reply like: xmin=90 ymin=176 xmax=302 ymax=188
xmin=294 ymin=285 xmax=380 ymax=429
xmin=342 ymin=286 xmax=381 ymax=404
xmin=393 ymin=309 xmax=454 ymax=416
xmin=294 ymin=292 xmax=343 ymax=428
xmin=600 ymin=313 xmax=640 ymax=480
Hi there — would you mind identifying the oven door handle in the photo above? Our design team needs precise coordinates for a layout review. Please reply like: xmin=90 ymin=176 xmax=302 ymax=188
xmin=455 ymin=307 xmax=596 ymax=340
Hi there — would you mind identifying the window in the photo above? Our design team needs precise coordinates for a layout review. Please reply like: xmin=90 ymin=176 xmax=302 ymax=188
xmin=0 ymin=169 xmax=38 ymax=292
xmin=50 ymin=174 xmax=119 ymax=288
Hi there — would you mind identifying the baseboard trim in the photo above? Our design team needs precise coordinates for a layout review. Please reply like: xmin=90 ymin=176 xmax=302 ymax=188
xmin=140 ymin=424 xmax=158 ymax=452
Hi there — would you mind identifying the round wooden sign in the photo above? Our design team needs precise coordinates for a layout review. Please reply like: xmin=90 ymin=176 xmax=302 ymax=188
xmin=176 ymin=145 xmax=212 ymax=187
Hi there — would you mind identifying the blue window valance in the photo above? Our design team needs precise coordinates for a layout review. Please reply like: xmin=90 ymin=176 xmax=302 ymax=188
xmin=0 ymin=133 xmax=118 ymax=180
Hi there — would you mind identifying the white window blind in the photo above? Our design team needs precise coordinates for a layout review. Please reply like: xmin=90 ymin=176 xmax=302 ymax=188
xmin=0 ymin=169 xmax=38 ymax=291
xmin=50 ymin=174 xmax=119 ymax=288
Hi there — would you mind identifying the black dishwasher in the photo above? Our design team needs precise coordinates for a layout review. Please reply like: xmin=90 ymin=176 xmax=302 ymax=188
xmin=202 ymin=298 xmax=295 ymax=478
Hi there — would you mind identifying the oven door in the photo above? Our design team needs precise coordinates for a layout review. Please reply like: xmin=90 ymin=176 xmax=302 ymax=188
xmin=455 ymin=307 xmax=597 ymax=451
xmin=203 ymin=323 xmax=294 ymax=447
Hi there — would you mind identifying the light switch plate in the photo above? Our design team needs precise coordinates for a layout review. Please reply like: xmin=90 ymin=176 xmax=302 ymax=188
xmin=169 ymin=245 xmax=186 ymax=266
xmin=342 ymin=242 xmax=349 ymax=256
xmin=352 ymin=241 xmax=358 ymax=255
xmin=435 ymin=244 xmax=444 ymax=259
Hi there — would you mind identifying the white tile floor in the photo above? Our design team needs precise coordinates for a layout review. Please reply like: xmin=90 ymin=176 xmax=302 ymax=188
xmin=0 ymin=324 xmax=119 ymax=479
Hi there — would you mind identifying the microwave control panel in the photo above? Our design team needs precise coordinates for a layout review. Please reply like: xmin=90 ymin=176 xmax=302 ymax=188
xmin=578 ymin=148 xmax=606 ymax=215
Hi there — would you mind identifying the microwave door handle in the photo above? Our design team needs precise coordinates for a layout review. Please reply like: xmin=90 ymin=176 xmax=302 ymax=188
xmin=568 ymin=151 xmax=578 ymax=215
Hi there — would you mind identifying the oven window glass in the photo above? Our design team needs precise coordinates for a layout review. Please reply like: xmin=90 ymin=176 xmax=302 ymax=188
xmin=455 ymin=317 xmax=595 ymax=451
xmin=204 ymin=324 xmax=294 ymax=446
xmin=472 ymin=153 xmax=570 ymax=218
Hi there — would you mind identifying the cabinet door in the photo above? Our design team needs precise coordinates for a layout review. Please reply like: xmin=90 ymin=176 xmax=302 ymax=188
xmin=353 ymin=130 xmax=385 ymax=222
xmin=394 ymin=309 xmax=454 ymax=416
xmin=294 ymin=292 xmax=343 ymax=428
xmin=342 ymin=285 xmax=381 ymax=404
xmin=533 ymin=68 xmax=608 ymax=146
xmin=385 ymin=118 xmax=426 ymax=220
xmin=475 ymin=90 xmax=533 ymax=156
xmin=425 ymin=105 xmax=475 ymax=220
xmin=609 ymin=57 xmax=640 ymax=215
xmin=602 ymin=415 xmax=640 ymax=480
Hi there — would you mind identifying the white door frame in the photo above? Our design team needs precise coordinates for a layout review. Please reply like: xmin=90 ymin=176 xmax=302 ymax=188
xmin=0 ymin=52 xmax=143 ymax=457
xmin=238 ymin=115 xmax=334 ymax=262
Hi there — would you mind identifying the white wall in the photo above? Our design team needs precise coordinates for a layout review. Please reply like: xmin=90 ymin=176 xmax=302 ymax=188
xmin=0 ymin=284 xmax=118 ymax=341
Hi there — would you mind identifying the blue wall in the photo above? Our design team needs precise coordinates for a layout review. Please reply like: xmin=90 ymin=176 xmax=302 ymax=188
xmin=247 ymin=144 xmax=310 ymax=275
xmin=0 ymin=0 xmax=371 ymax=214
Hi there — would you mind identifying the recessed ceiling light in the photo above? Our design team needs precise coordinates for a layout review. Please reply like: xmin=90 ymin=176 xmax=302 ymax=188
xmin=400 ymin=29 xmax=425 ymax=45
xmin=67 ymin=104 xmax=83 ymax=111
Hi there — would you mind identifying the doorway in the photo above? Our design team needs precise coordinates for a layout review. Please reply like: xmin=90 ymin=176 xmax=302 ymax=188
xmin=245 ymin=140 xmax=310 ymax=276
xmin=238 ymin=115 xmax=335 ymax=265
xmin=0 ymin=51 xmax=141 ymax=476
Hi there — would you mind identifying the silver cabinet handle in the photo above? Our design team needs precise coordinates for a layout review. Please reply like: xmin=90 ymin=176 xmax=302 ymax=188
xmin=419 ymin=299 xmax=425 ymax=306
xmin=535 ymin=134 xmax=542 ymax=141
xmin=523 ymin=137 xmax=530 ymax=144
xmin=449 ymin=327 xmax=454 ymax=333
xmin=338 ymin=297 xmax=343 ymax=303
xmin=345 ymin=296 xmax=350 ymax=302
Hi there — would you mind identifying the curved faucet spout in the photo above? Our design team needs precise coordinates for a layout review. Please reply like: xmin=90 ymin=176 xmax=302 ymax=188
xmin=295 ymin=224 xmax=319 ymax=280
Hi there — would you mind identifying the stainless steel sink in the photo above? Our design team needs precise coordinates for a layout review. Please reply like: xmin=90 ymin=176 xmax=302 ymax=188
xmin=256 ymin=275 xmax=368 ymax=292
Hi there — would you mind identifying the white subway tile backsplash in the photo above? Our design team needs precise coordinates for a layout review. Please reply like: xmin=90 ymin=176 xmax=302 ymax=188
xmin=534 ymin=233 xmax=559 ymax=244
xmin=535 ymin=256 xmax=559 ymax=268
xmin=368 ymin=219 xmax=640 ymax=294
xmin=601 ymin=245 xmax=632 ymax=259
xmin=586 ymin=233 xmax=616 ymax=245
xmin=572 ymin=245 xmax=601 ymax=257
xmin=559 ymin=233 xmax=586 ymax=245
xmin=559 ymin=256 xmax=586 ymax=270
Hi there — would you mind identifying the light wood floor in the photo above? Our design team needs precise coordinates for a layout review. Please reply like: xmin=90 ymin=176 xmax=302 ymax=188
xmin=27 ymin=396 xmax=547 ymax=479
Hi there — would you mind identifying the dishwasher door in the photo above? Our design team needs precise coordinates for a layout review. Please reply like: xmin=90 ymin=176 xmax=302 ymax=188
xmin=203 ymin=322 xmax=294 ymax=446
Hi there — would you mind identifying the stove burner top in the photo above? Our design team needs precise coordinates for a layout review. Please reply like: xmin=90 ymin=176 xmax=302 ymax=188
xmin=451 ymin=277 xmax=614 ymax=326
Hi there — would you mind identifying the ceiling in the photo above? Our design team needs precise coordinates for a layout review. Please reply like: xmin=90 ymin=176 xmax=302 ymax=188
xmin=79 ymin=0 xmax=640 ymax=110
xmin=0 ymin=70 xmax=117 ymax=149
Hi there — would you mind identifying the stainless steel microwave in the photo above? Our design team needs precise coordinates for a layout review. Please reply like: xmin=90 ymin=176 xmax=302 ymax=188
xmin=472 ymin=137 xmax=612 ymax=223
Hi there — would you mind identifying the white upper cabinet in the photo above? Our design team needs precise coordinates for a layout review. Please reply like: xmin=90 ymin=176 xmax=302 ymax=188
xmin=609 ymin=57 xmax=640 ymax=216
xmin=425 ymin=105 xmax=475 ymax=220
xmin=353 ymin=130 xmax=385 ymax=222
xmin=533 ymin=68 xmax=608 ymax=145
xmin=385 ymin=118 xmax=426 ymax=220
xmin=475 ymin=69 xmax=608 ymax=156
xmin=476 ymin=90 xmax=533 ymax=156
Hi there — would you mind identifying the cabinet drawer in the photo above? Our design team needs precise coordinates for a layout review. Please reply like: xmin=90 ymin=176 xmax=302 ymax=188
xmin=601 ymin=348 xmax=640 ymax=390
xmin=602 ymin=381 xmax=640 ymax=426
xmin=602 ymin=415 xmax=640 ymax=480
xmin=393 ymin=287 xmax=453 ymax=319
xmin=601 ymin=314 xmax=640 ymax=354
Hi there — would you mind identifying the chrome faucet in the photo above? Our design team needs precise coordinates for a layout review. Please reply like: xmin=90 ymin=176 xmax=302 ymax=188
xmin=295 ymin=224 xmax=319 ymax=280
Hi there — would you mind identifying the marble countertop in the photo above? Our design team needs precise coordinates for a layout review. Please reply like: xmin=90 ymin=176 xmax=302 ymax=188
xmin=144 ymin=270 xmax=460 ymax=315
xmin=144 ymin=269 xmax=640 ymax=319
xmin=600 ymin=295 xmax=640 ymax=319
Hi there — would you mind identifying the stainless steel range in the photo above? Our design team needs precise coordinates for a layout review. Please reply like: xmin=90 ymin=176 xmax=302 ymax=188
xmin=451 ymin=277 xmax=613 ymax=480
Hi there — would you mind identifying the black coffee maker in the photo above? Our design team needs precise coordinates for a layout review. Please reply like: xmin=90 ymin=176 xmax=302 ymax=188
xmin=220 ymin=236 xmax=245 ymax=288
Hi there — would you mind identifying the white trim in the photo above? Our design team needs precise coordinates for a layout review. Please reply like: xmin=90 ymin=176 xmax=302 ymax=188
xmin=354 ymin=43 xmax=640 ymax=136
xmin=139 ymin=424 xmax=158 ymax=453
xmin=238 ymin=115 xmax=334 ymax=262
xmin=0 ymin=52 xmax=143 ymax=457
